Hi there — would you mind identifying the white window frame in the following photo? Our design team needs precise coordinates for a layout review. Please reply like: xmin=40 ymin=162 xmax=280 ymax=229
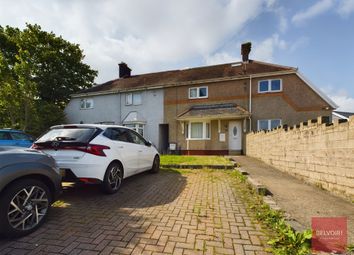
xmin=257 ymin=119 xmax=282 ymax=131
xmin=126 ymin=92 xmax=142 ymax=105
xmin=125 ymin=93 xmax=133 ymax=105
xmin=80 ymin=98 xmax=94 ymax=109
xmin=258 ymin=79 xmax=282 ymax=93
xmin=187 ymin=120 xmax=211 ymax=140
xmin=132 ymin=92 xmax=142 ymax=105
xmin=124 ymin=123 xmax=144 ymax=137
xmin=188 ymin=86 xmax=208 ymax=99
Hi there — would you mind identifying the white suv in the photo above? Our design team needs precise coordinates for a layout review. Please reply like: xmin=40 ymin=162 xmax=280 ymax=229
xmin=32 ymin=124 xmax=159 ymax=194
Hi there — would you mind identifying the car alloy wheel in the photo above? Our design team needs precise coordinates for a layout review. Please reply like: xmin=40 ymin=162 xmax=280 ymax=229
xmin=7 ymin=185 xmax=49 ymax=231
xmin=108 ymin=165 xmax=122 ymax=191
xmin=102 ymin=162 xmax=123 ymax=194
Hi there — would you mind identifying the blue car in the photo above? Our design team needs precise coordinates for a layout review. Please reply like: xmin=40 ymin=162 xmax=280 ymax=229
xmin=0 ymin=129 xmax=34 ymax=148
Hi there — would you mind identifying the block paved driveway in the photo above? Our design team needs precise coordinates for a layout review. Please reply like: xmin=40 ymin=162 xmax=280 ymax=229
xmin=0 ymin=169 xmax=269 ymax=255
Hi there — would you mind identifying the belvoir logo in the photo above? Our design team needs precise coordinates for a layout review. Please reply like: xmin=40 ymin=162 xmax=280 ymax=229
xmin=312 ymin=217 xmax=347 ymax=253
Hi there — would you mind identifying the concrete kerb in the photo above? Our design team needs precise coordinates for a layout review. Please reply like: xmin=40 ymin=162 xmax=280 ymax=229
xmin=247 ymin=176 xmax=270 ymax=195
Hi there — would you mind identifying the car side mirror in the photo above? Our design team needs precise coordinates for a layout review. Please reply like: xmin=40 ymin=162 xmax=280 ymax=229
xmin=145 ymin=141 xmax=152 ymax=147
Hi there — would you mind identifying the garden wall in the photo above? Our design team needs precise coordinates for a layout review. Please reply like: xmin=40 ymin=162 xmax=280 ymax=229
xmin=246 ymin=116 xmax=354 ymax=200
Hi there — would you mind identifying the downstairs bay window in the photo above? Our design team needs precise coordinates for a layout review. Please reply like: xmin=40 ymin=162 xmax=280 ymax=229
xmin=186 ymin=121 xmax=210 ymax=140
xmin=124 ymin=123 xmax=144 ymax=136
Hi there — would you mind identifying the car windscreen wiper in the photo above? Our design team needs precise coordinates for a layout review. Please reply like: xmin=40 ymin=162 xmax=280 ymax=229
xmin=54 ymin=136 xmax=76 ymax=141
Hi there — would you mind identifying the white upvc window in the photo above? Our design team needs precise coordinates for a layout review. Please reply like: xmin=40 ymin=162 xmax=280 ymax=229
xmin=126 ymin=92 xmax=142 ymax=105
xmin=125 ymin=93 xmax=133 ymax=105
xmin=258 ymin=79 xmax=282 ymax=93
xmin=80 ymin=98 xmax=94 ymax=109
xmin=124 ymin=123 xmax=144 ymax=136
xmin=133 ymin=93 xmax=142 ymax=105
xmin=189 ymin=86 xmax=208 ymax=99
xmin=187 ymin=121 xmax=211 ymax=140
xmin=257 ymin=119 xmax=282 ymax=131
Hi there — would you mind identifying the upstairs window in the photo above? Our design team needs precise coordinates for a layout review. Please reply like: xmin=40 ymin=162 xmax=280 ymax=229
xmin=257 ymin=119 xmax=282 ymax=131
xmin=258 ymin=79 xmax=282 ymax=93
xmin=189 ymin=86 xmax=208 ymax=99
xmin=125 ymin=93 xmax=133 ymax=105
xmin=133 ymin=93 xmax=142 ymax=105
xmin=80 ymin=98 xmax=94 ymax=109
xmin=126 ymin=92 xmax=142 ymax=105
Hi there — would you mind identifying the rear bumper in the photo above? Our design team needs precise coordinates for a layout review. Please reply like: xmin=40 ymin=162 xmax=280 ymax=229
xmin=56 ymin=160 xmax=109 ymax=181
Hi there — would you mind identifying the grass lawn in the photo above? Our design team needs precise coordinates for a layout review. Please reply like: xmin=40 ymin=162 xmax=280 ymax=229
xmin=160 ymin=155 xmax=233 ymax=166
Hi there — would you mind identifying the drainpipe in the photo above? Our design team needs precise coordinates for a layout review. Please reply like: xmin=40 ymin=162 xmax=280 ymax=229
xmin=249 ymin=75 xmax=252 ymax=132
xmin=119 ymin=93 xmax=122 ymax=125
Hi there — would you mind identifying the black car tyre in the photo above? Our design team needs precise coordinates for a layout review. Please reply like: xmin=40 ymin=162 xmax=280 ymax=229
xmin=0 ymin=179 xmax=51 ymax=238
xmin=150 ymin=155 xmax=160 ymax=174
xmin=102 ymin=162 xmax=123 ymax=194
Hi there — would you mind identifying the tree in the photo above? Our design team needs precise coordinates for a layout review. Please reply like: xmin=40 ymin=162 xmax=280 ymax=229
xmin=0 ymin=24 xmax=97 ymax=135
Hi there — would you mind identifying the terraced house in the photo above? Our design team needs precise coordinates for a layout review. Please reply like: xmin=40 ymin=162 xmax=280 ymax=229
xmin=65 ymin=43 xmax=337 ymax=155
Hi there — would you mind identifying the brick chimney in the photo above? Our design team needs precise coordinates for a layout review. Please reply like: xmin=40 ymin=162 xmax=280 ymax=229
xmin=241 ymin=42 xmax=252 ymax=62
xmin=118 ymin=62 xmax=131 ymax=78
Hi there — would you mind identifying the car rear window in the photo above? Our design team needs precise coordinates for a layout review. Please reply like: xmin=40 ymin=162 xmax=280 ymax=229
xmin=0 ymin=132 xmax=12 ymax=140
xmin=36 ymin=128 xmax=98 ymax=143
xmin=10 ymin=132 xmax=31 ymax=140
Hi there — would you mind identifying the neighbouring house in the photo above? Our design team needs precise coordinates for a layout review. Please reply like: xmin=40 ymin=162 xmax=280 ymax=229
xmin=332 ymin=110 xmax=354 ymax=121
xmin=65 ymin=63 xmax=164 ymax=150
xmin=65 ymin=42 xmax=337 ymax=155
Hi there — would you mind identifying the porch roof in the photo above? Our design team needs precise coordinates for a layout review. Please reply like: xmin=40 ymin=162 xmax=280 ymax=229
xmin=177 ymin=103 xmax=250 ymax=121
xmin=122 ymin=111 xmax=147 ymax=124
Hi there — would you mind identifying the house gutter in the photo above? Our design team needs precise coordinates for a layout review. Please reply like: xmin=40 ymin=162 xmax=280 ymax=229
xmin=332 ymin=112 xmax=349 ymax=120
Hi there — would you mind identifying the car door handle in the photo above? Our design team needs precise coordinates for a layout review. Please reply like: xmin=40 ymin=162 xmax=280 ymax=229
xmin=117 ymin=146 xmax=124 ymax=149
xmin=138 ymin=150 xmax=143 ymax=152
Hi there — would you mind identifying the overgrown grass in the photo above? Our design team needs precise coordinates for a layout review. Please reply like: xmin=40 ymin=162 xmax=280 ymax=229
xmin=160 ymin=155 xmax=232 ymax=165
xmin=229 ymin=169 xmax=312 ymax=255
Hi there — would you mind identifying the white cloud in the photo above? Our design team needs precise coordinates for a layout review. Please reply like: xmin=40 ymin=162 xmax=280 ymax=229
xmin=0 ymin=0 xmax=274 ymax=83
xmin=337 ymin=0 xmax=354 ymax=17
xmin=330 ymin=95 xmax=354 ymax=112
xmin=289 ymin=37 xmax=309 ymax=52
xmin=270 ymin=6 xmax=288 ymax=33
xmin=292 ymin=0 xmax=334 ymax=25
xmin=321 ymin=86 xmax=354 ymax=112
xmin=265 ymin=0 xmax=277 ymax=8
xmin=252 ymin=34 xmax=287 ymax=62
xmin=205 ymin=52 xmax=241 ymax=65
xmin=279 ymin=15 xmax=288 ymax=33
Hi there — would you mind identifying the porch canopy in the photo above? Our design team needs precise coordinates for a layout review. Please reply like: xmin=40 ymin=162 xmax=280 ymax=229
xmin=177 ymin=103 xmax=250 ymax=121
xmin=122 ymin=111 xmax=147 ymax=124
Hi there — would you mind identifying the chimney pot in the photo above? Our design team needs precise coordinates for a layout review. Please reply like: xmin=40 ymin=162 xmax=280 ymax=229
xmin=118 ymin=62 xmax=131 ymax=78
xmin=241 ymin=42 xmax=252 ymax=62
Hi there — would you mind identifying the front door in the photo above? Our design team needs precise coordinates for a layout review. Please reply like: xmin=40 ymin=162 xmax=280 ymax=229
xmin=228 ymin=121 xmax=242 ymax=151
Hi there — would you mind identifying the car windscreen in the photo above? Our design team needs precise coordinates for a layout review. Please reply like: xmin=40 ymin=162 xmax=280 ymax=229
xmin=36 ymin=128 xmax=98 ymax=143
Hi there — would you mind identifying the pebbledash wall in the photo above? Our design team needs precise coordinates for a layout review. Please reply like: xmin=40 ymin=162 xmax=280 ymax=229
xmin=246 ymin=116 xmax=354 ymax=200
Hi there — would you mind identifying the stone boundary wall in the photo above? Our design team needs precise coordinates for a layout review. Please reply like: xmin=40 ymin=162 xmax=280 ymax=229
xmin=246 ymin=116 xmax=354 ymax=200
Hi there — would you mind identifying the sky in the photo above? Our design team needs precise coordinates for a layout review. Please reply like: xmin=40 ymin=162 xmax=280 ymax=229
xmin=0 ymin=0 xmax=353 ymax=111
